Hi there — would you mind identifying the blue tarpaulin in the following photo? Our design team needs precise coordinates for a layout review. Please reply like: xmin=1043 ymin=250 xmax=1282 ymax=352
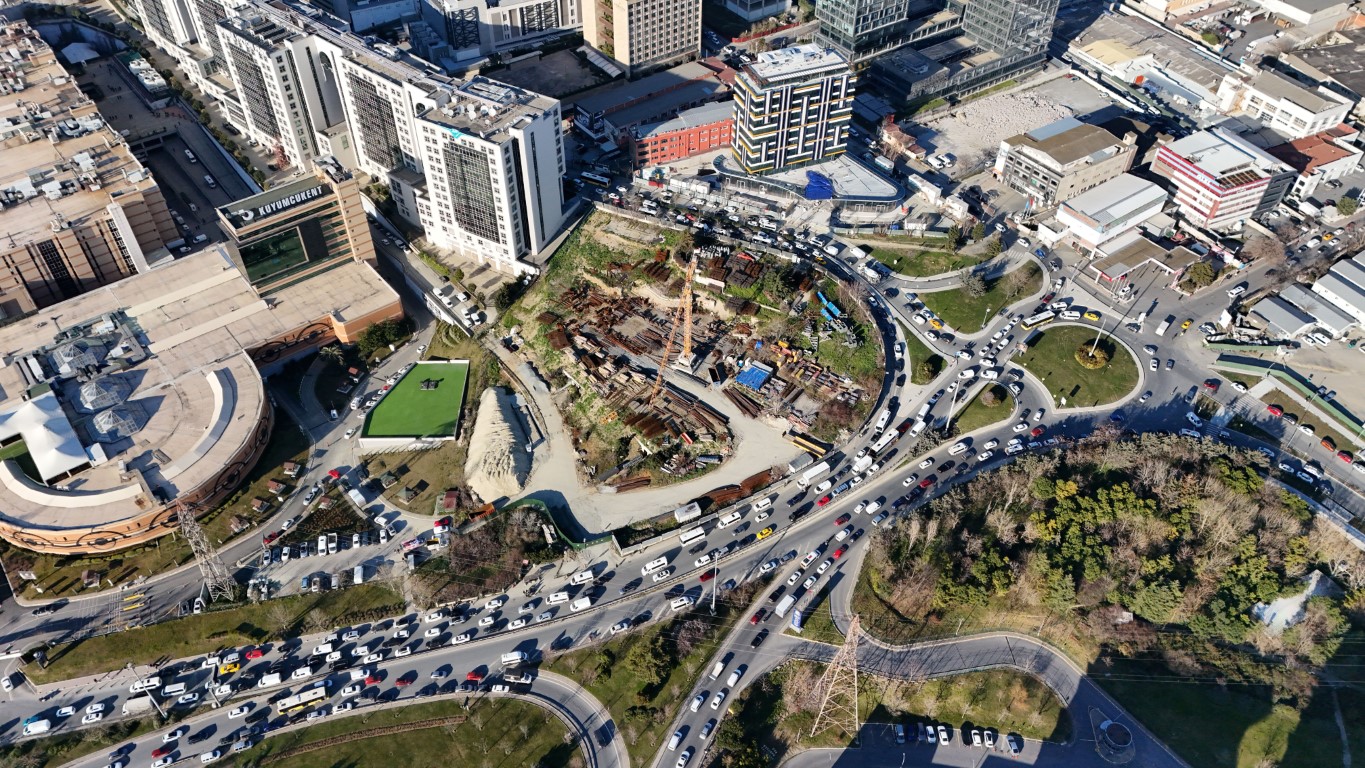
xmin=736 ymin=362 xmax=774 ymax=391
xmin=805 ymin=171 xmax=834 ymax=200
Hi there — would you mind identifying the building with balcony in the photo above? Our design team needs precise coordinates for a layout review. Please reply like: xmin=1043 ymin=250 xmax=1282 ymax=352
xmin=993 ymin=117 xmax=1138 ymax=208
xmin=582 ymin=0 xmax=702 ymax=75
xmin=733 ymin=44 xmax=853 ymax=174
xmin=1150 ymin=127 xmax=1295 ymax=231
xmin=1217 ymin=68 xmax=1354 ymax=141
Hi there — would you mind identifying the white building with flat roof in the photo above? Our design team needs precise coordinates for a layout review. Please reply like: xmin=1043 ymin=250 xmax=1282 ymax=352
xmin=1312 ymin=272 xmax=1365 ymax=324
xmin=1218 ymin=69 xmax=1354 ymax=141
xmin=1056 ymin=174 xmax=1167 ymax=250
xmin=1152 ymin=127 xmax=1295 ymax=231
xmin=1281 ymin=284 xmax=1356 ymax=337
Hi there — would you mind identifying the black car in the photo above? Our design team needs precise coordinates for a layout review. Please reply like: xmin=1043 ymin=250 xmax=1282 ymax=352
xmin=619 ymin=578 xmax=642 ymax=595
xmin=188 ymin=730 xmax=211 ymax=745
xmin=937 ymin=460 xmax=956 ymax=473
xmin=767 ymin=586 xmax=787 ymax=602
xmin=789 ymin=502 xmax=813 ymax=522
xmin=785 ymin=490 xmax=808 ymax=507
xmin=751 ymin=629 xmax=770 ymax=648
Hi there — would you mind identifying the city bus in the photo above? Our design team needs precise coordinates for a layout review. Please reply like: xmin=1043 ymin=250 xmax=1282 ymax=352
xmin=580 ymin=172 xmax=610 ymax=187
xmin=1021 ymin=310 xmax=1056 ymax=330
xmin=678 ymin=527 xmax=706 ymax=546
xmin=274 ymin=687 xmax=328 ymax=716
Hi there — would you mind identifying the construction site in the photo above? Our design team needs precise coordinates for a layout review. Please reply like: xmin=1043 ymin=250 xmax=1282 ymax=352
xmin=504 ymin=210 xmax=886 ymax=492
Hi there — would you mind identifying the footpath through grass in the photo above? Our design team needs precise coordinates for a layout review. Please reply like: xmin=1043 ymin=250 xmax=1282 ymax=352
xmin=235 ymin=697 xmax=573 ymax=768
xmin=1015 ymin=325 xmax=1138 ymax=409
xmin=30 ymin=584 xmax=403 ymax=683
xmin=920 ymin=263 xmax=1041 ymax=333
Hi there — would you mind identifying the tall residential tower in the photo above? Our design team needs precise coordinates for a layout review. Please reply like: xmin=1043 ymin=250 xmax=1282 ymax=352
xmin=733 ymin=45 xmax=854 ymax=174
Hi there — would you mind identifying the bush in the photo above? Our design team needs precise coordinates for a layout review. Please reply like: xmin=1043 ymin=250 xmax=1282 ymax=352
xmin=1074 ymin=343 xmax=1110 ymax=369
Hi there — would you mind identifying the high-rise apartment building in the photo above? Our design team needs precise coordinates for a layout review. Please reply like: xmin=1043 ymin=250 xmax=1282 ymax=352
xmin=733 ymin=45 xmax=853 ymax=174
xmin=1151 ymin=127 xmax=1295 ymax=231
xmin=961 ymin=0 xmax=1058 ymax=61
xmin=582 ymin=0 xmax=702 ymax=75
xmin=422 ymin=0 xmax=581 ymax=61
xmin=410 ymin=79 xmax=567 ymax=271
xmin=0 ymin=21 xmax=179 ymax=314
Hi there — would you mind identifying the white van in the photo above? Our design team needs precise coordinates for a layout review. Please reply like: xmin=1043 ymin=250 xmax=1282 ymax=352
xmin=641 ymin=556 xmax=669 ymax=575
xmin=546 ymin=591 xmax=570 ymax=605
xmin=130 ymin=676 xmax=162 ymax=694
xmin=670 ymin=596 xmax=695 ymax=612
xmin=161 ymin=682 xmax=187 ymax=698
xmin=726 ymin=668 xmax=743 ymax=687
xmin=312 ymin=642 xmax=333 ymax=656
xmin=716 ymin=510 xmax=742 ymax=528
xmin=569 ymin=597 xmax=592 ymax=612
xmin=948 ymin=442 xmax=968 ymax=456
xmin=570 ymin=568 xmax=596 ymax=586
xmin=750 ymin=498 xmax=773 ymax=513
xmin=710 ymin=661 xmax=725 ymax=680
xmin=668 ymin=730 xmax=684 ymax=751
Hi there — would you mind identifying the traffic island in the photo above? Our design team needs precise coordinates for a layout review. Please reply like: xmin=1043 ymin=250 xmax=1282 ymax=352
xmin=1015 ymin=325 xmax=1139 ymax=409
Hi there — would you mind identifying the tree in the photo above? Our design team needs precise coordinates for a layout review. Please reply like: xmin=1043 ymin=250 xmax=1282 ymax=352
xmin=962 ymin=271 xmax=987 ymax=298
xmin=1074 ymin=343 xmax=1109 ymax=369
xmin=318 ymin=345 xmax=345 ymax=367
xmin=1240 ymin=233 xmax=1286 ymax=268
xmin=945 ymin=225 xmax=961 ymax=253
xmin=970 ymin=222 xmax=986 ymax=241
xmin=1338 ymin=197 xmax=1358 ymax=216
xmin=984 ymin=237 xmax=1003 ymax=259
xmin=493 ymin=280 xmax=528 ymax=311
xmin=1185 ymin=261 xmax=1217 ymax=288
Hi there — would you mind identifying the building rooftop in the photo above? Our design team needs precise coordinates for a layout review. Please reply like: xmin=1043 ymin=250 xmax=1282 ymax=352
xmin=1089 ymin=233 xmax=1199 ymax=278
xmin=0 ymin=247 xmax=398 ymax=532
xmin=1331 ymin=256 xmax=1365 ymax=289
xmin=632 ymin=101 xmax=735 ymax=141
xmin=1252 ymin=295 xmax=1317 ymax=336
xmin=1289 ymin=28 xmax=1365 ymax=97
xmin=1316 ymin=272 xmax=1365 ymax=313
xmin=1164 ymin=128 xmax=1289 ymax=181
xmin=1005 ymin=117 xmax=1131 ymax=168
xmin=1069 ymin=13 xmax=1234 ymax=94
xmin=608 ymin=81 xmax=725 ymax=131
xmin=1060 ymin=174 xmax=1167 ymax=229
xmin=1246 ymin=69 xmax=1346 ymax=115
xmin=571 ymin=61 xmax=720 ymax=116
xmin=0 ymin=22 xmax=165 ymax=250
xmin=417 ymin=77 xmax=558 ymax=141
xmin=1279 ymin=0 xmax=1348 ymax=14
xmin=742 ymin=44 xmax=849 ymax=86
xmin=1281 ymin=283 xmax=1356 ymax=334
xmin=1265 ymin=128 xmax=1360 ymax=173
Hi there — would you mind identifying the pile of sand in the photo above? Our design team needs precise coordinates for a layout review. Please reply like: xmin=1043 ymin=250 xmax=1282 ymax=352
xmin=464 ymin=387 xmax=532 ymax=503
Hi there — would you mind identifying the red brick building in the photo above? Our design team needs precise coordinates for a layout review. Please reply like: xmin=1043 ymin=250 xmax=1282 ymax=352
xmin=629 ymin=101 xmax=735 ymax=168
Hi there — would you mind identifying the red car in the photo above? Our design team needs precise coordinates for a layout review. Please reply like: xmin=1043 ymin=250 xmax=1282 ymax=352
xmin=919 ymin=476 xmax=937 ymax=489
xmin=700 ymin=571 xmax=715 ymax=583
xmin=263 ymin=531 xmax=279 ymax=545
xmin=833 ymin=545 xmax=848 ymax=559
xmin=152 ymin=747 xmax=171 ymax=759
xmin=816 ymin=494 xmax=832 ymax=507
xmin=1031 ymin=425 xmax=1046 ymax=437
xmin=245 ymin=648 xmax=265 ymax=660
xmin=1338 ymin=450 xmax=1354 ymax=464
xmin=365 ymin=674 xmax=381 ymax=685
xmin=1203 ymin=379 xmax=1220 ymax=391
xmin=395 ymin=677 xmax=412 ymax=687
xmin=1267 ymin=404 xmax=1284 ymax=417
xmin=750 ymin=609 xmax=767 ymax=625
xmin=466 ymin=671 xmax=484 ymax=682
xmin=834 ymin=513 xmax=851 ymax=525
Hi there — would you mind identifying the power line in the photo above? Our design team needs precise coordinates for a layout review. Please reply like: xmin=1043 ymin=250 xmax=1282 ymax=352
xmin=810 ymin=614 xmax=861 ymax=739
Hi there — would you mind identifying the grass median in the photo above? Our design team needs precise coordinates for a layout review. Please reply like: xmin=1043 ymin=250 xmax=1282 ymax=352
xmin=951 ymin=385 xmax=1016 ymax=434
xmin=30 ymin=584 xmax=403 ymax=684
xmin=235 ymin=697 xmax=572 ymax=768
xmin=919 ymin=263 xmax=1041 ymax=334
xmin=1015 ymin=325 xmax=1138 ymax=409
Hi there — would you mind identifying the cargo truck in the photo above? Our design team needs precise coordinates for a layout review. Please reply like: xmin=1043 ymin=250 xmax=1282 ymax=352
xmin=773 ymin=594 xmax=797 ymax=619
xmin=796 ymin=461 xmax=831 ymax=488
xmin=1156 ymin=316 xmax=1173 ymax=336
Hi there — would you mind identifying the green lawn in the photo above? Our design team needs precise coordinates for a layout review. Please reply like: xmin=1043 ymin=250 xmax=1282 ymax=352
xmin=235 ymin=697 xmax=573 ymax=768
xmin=951 ymin=385 xmax=1016 ymax=434
xmin=1099 ymin=673 xmax=1344 ymax=768
xmin=30 ymin=584 xmax=402 ymax=683
xmin=920 ymin=263 xmax=1041 ymax=333
xmin=871 ymin=248 xmax=987 ymax=277
xmin=365 ymin=360 xmax=469 ymax=438
xmin=900 ymin=322 xmax=944 ymax=385
xmin=1015 ymin=325 xmax=1138 ymax=409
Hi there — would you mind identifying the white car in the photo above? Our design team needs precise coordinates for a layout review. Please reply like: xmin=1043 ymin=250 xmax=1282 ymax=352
xmin=478 ymin=616 xmax=495 ymax=627
xmin=1012 ymin=421 xmax=1029 ymax=432
xmin=56 ymin=706 xmax=74 ymax=718
xmin=690 ymin=694 xmax=705 ymax=712
xmin=803 ymin=575 xmax=819 ymax=590
xmin=341 ymin=683 xmax=362 ymax=698
xmin=957 ymin=350 xmax=971 ymax=360
xmin=611 ymin=620 xmax=631 ymax=634
xmin=816 ymin=558 xmax=834 ymax=574
xmin=342 ymin=630 xmax=360 ymax=641
xmin=424 ymin=628 xmax=442 ymax=638
xmin=958 ymin=367 xmax=977 ymax=379
xmin=200 ymin=750 xmax=222 ymax=764
xmin=452 ymin=632 xmax=472 ymax=644
xmin=983 ymin=439 xmax=999 ymax=450
xmin=176 ymin=693 xmax=199 ymax=706
xmin=519 ymin=601 xmax=538 ymax=614
xmin=948 ymin=442 xmax=968 ymax=456
xmin=363 ymin=652 xmax=384 ymax=664
xmin=326 ymin=651 xmax=342 ymax=662
xmin=87 ymin=703 xmax=106 ymax=715
xmin=902 ymin=475 xmax=919 ymax=487
xmin=485 ymin=597 xmax=506 ymax=611
xmin=82 ymin=712 xmax=104 ymax=724
xmin=394 ymin=646 xmax=412 ymax=658
xmin=1034 ymin=409 xmax=1045 ymax=422
xmin=652 ymin=568 xmax=673 ymax=582
xmin=1149 ymin=358 xmax=1158 ymax=371
xmin=423 ymin=610 xmax=446 ymax=623
xmin=918 ymin=458 xmax=934 ymax=469
xmin=350 ymin=645 xmax=370 ymax=657
xmin=509 ymin=617 xmax=529 ymax=629
xmin=164 ymin=727 xmax=187 ymax=743
xmin=228 ymin=705 xmax=250 ymax=719
xmin=760 ymin=559 xmax=779 ymax=574
xmin=1232 ymin=382 xmax=1247 ymax=393
xmin=977 ymin=450 xmax=995 ymax=463
xmin=710 ymin=690 xmax=728 ymax=710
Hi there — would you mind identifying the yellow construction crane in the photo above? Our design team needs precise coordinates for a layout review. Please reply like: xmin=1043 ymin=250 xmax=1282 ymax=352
xmin=649 ymin=254 xmax=696 ymax=404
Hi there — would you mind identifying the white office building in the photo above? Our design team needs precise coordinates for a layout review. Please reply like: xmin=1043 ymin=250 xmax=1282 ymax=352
xmin=1217 ymin=69 xmax=1354 ymax=141
xmin=1056 ymin=174 xmax=1167 ymax=250
xmin=410 ymin=78 xmax=566 ymax=273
